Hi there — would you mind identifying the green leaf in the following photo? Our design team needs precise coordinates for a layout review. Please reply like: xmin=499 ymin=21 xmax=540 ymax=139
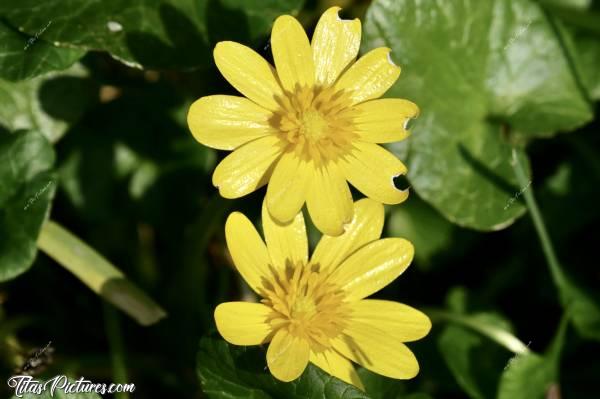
xmin=436 ymin=312 xmax=525 ymax=399
xmin=559 ymin=278 xmax=600 ymax=340
xmin=0 ymin=0 xmax=304 ymax=70
xmin=357 ymin=368 xmax=433 ymax=399
xmin=538 ymin=0 xmax=592 ymax=9
xmin=363 ymin=0 xmax=592 ymax=230
xmin=438 ymin=326 xmax=490 ymax=399
xmin=542 ymin=3 xmax=600 ymax=100
xmin=197 ymin=335 xmax=371 ymax=399
xmin=0 ymin=130 xmax=55 ymax=281
xmin=37 ymin=220 xmax=167 ymax=326
xmin=496 ymin=315 xmax=568 ymax=399
xmin=569 ymin=31 xmax=600 ymax=100
xmin=0 ymin=64 xmax=97 ymax=143
xmin=0 ymin=21 xmax=84 ymax=81
xmin=497 ymin=354 xmax=555 ymax=399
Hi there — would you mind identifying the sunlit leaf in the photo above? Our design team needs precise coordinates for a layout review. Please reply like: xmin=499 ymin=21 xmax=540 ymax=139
xmin=0 ymin=64 xmax=97 ymax=143
xmin=363 ymin=0 xmax=592 ymax=230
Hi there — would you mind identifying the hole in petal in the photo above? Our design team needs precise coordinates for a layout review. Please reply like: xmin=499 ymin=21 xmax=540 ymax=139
xmin=336 ymin=8 xmax=355 ymax=22
xmin=393 ymin=174 xmax=410 ymax=191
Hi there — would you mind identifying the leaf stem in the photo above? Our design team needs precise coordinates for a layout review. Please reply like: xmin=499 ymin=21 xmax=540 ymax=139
xmin=510 ymin=149 xmax=567 ymax=286
xmin=103 ymin=303 xmax=130 ymax=399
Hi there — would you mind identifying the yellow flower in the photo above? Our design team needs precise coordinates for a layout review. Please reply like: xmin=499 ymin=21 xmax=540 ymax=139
xmin=188 ymin=7 xmax=418 ymax=236
xmin=215 ymin=198 xmax=431 ymax=388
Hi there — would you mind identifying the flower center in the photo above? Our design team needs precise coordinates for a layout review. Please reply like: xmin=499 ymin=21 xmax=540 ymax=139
xmin=261 ymin=262 xmax=349 ymax=350
xmin=271 ymin=86 xmax=357 ymax=164
xmin=299 ymin=110 xmax=328 ymax=141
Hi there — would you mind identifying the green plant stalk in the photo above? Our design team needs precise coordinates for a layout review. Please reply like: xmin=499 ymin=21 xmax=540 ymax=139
xmin=103 ymin=303 xmax=130 ymax=399
xmin=426 ymin=308 xmax=531 ymax=355
xmin=547 ymin=312 xmax=570 ymax=379
xmin=510 ymin=149 xmax=568 ymax=288
xmin=37 ymin=220 xmax=166 ymax=326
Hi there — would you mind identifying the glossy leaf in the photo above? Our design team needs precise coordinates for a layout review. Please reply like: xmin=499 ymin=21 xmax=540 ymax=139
xmin=363 ymin=0 xmax=592 ymax=230
xmin=358 ymin=368 xmax=434 ymax=399
xmin=497 ymin=316 xmax=568 ymax=399
xmin=197 ymin=335 xmax=371 ymax=399
xmin=497 ymin=354 xmax=555 ymax=399
xmin=570 ymin=31 xmax=600 ymax=100
xmin=0 ymin=0 xmax=304 ymax=70
xmin=544 ymin=3 xmax=600 ymax=100
xmin=0 ymin=130 xmax=55 ymax=281
xmin=0 ymin=64 xmax=97 ymax=143
xmin=0 ymin=21 xmax=84 ymax=81
xmin=436 ymin=313 xmax=524 ymax=399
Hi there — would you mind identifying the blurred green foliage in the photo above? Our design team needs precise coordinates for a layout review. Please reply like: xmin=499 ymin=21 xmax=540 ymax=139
xmin=1 ymin=0 xmax=599 ymax=398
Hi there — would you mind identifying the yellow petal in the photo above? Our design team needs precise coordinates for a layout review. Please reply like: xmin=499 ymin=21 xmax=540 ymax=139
xmin=266 ymin=151 xmax=310 ymax=223
xmin=309 ymin=349 xmax=364 ymax=390
xmin=213 ymin=135 xmax=283 ymax=199
xmin=267 ymin=329 xmax=310 ymax=382
xmin=214 ymin=302 xmax=273 ymax=345
xmin=271 ymin=15 xmax=315 ymax=92
xmin=339 ymin=142 xmax=408 ymax=204
xmin=214 ymin=41 xmax=284 ymax=111
xmin=187 ymin=95 xmax=275 ymax=150
xmin=306 ymin=162 xmax=353 ymax=237
xmin=225 ymin=212 xmax=273 ymax=294
xmin=354 ymin=98 xmax=419 ymax=143
xmin=311 ymin=198 xmax=384 ymax=273
xmin=311 ymin=7 xmax=361 ymax=86
xmin=350 ymin=300 xmax=431 ymax=342
xmin=335 ymin=47 xmax=400 ymax=104
xmin=261 ymin=200 xmax=308 ymax=270
xmin=329 ymin=238 xmax=414 ymax=301
xmin=333 ymin=322 xmax=419 ymax=379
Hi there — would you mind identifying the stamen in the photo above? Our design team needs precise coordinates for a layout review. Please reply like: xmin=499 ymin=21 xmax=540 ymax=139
xmin=261 ymin=262 xmax=349 ymax=348
xmin=270 ymin=85 xmax=358 ymax=164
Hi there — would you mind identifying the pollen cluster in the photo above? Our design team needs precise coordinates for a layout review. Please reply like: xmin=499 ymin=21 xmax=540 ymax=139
xmin=261 ymin=261 xmax=349 ymax=350
xmin=271 ymin=86 xmax=357 ymax=163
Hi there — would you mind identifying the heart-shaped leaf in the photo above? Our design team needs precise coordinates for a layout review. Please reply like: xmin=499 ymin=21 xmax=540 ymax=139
xmin=363 ymin=0 xmax=592 ymax=230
